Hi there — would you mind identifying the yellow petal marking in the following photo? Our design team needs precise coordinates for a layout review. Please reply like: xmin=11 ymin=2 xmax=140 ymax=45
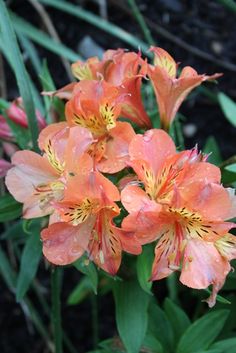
xmin=62 ymin=198 xmax=98 ymax=226
xmin=45 ymin=139 xmax=65 ymax=174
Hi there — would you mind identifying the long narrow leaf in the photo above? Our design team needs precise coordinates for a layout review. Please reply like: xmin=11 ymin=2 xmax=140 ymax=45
xmin=16 ymin=221 xmax=42 ymax=301
xmin=39 ymin=0 xmax=151 ymax=56
xmin=0 ymin=245 xmax=17 ymax=291
xmin=11 ymin=12 xmax=81 ymax=62
xmin=18 ymin=34 xmax=43 ymax=75
xmin=0 ymin=0 xmax=39 ymax=151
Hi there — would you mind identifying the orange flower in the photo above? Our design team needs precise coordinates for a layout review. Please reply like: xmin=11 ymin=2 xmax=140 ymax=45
xmin=7 ymin=97 xmax=46 ymax=130
xmin=148 ymin=47 xmax=222 ymax=131
xmin=5 ymin=123 xmax=93 ymax=218
xmin=65 ymin=80 xmax=136 ymax=173
xmin=42 ymin=162 xmax=141 ymax=274
xmin=72 ymin=49 xmax=152 ymax=128
xmin=121 ymin=129 xmax=236 ymax=306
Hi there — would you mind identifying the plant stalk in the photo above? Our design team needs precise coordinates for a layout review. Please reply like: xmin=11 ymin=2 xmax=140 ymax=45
xmin=51 ymin=266 xmax=63 ymax=353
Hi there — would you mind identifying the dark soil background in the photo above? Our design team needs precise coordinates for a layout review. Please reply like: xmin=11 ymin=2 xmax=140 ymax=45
xmin=1 ymin=0 xmax=236 ymax=352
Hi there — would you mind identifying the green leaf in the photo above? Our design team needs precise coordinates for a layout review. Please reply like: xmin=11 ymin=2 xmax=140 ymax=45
xmin=5 ymin=114 xmax=31 ymax=149
xmin=40 ymin=61 xmax=65 ymax=122
xmin=113 ymin=279 xmax=150 ymax=353
xmin=204 ymin=288 xmax=231 ymax=305
xmin=0 ymin=245 xmax=17 ymax=291
xmin=211 ymin=338 xmax=236 ymax=352
xmin=12 ymin=12 xmax=79 ymax=62
xmin=164 ymin=298 xmax=191 ymax=343
xmin=0 ymin=0 xmax=39 ymax=151
xmin=225 ymin=163 xmax=236 ymax=173
xmin=99 ymin=338 xmax=124 ymax=353
xmin=74 ymin=256 xmax=98 ymax=294
xmin=218 ymin=92 xmax=236 ymax=127
xmin=148 ymin=301 xmax=174 ymax=353
xmin=0 ymin=98 xmax=10 ymax=110
xmin=0 ymin=221 xmax=23 ymax=241
xmin=0 ymin=194 xmax=22 ymax=222
xmin=176 ymin=310 xmax=230 ymax=353
xmin=39 ymin=0 xmax=151 ymax=57
xmin=67 ymin=276 xmax=94 ymax=305
xmin=203 ymin=136 xmax=222 ymax=166
xmin=16 ymin=221 xmax=42 ymax=301
xmin=142 ymin=334 xmax=164 ymax=353
xmin=11 ymin=12 xmax=80 ymax=62
xmin=137 ymin=244 xmax=154 ymax=294
xmin=193 ymin=349 xmax=220 ymax=353
xmin=18 ymin=33 xmax=42 ymax=75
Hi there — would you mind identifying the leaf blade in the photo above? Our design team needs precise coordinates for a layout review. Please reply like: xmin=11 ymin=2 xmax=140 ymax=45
xmin=16 ymin=221 xmax=42 ymax=301
xmin=176 ymin=310 xmax=230 ymax=353
xmin=113 ymin=279 xmax=150 ymax=353
xmin=0 ymin=0 xmax=39 ymax=151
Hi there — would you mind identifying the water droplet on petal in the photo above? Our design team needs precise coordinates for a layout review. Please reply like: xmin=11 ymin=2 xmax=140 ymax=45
xmin=143 ymin=130 xmax=154 ymax=142
xmin=123 ymin=195 xmax=132 ymax=203
xmin=44 ymin=240 xmax=52 ymax=247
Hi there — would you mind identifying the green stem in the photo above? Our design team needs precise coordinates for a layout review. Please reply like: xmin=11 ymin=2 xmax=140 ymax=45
xmin=51 ymin=266 xmax=63 ymax=353
xmin=167 ymin=273 xmax=178 ymax=303
xmin=91 ymin=294 xmax=99 ymax=348
xmin=127 ymin=0 xmax=155 ymax=46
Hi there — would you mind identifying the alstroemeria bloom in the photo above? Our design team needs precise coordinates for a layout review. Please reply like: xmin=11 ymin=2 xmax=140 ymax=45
xmin=6 ymin=123 xmax=93 ymax=218
xmin=7 ymin=98 xmax=46 ymax=130
xmin=72 ymin=49 xmax=152 ymax=128
xmin=121 ymin=129 xmax=236 ymax=306
xmin=42 ymin=159 xmax=141 ymax=274
xmin=148 ymin=47 xmax=222 ymax=130
xmin=65 ymin=80 xmax=136 ymax=173
xmin=0 ymin=99 xmax=46 ymax=141
xmin=0 ymin=114 xmax=13 ymax=140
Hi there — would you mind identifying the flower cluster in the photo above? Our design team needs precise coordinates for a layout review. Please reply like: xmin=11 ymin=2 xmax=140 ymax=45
xmin=5 ymin=47 xmax=236 ymax=306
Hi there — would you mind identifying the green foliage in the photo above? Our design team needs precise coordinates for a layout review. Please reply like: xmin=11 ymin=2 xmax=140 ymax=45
xmin=225 ymin=163 xmax=236 ymax=173
xmin=164 ymin=298 xmax=191 ymax=343
xmin=39 ymin=61 xmax=65 ymax=122
xmin=113 ymin=279 xmax=150 ymax=353
xmin=0 ymin=194 xmax=22 ymax=222
xmin=218 ymin=92 xmax=236 ymax=127
xmin=38 ymin=0 xmax=151 ymax=57
xmin=136 ymin=244 xmax=154 ymax=294
xmin=67 ymin=276 xmax=95 ymax=305
xmin=11 ymin=12 xmax=80 ymax=62
xmin=176 ymin=310 xmax=230 ymax=353
xmin=0 ymin=0 xmax=39 ymax=151
xmin=74 ymin=256 xmax=98 ymax=295
xmin=148 ymin=301 xmax=174 ymax=353
xmin=203 ymin=136 xmax=222 ymax=166
xmin=16 ymin=220 xmax=42 ymax=302
xmin=211 ymin=338 xmax=236 ymax=352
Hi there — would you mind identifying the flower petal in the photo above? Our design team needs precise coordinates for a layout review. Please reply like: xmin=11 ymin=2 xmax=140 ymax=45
xmin=121 ymin=184 xmax=158 ymax=213
xmin=129 ymin=129 xmax=176 ymax=180
xmin=98 ymin=122 xmax=135 ymax=173
xmin=181 ymin=182 xmax=233 ymax=221
xmin=151 ymin=227 xmax=180 ymax=281
xmin=180 ymin=238 xmax=230 ymax=306
xmin=42 ymin=217 xmax=96 ymax=265
xmin=6 ymin=150 xmax=57 ymax=203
